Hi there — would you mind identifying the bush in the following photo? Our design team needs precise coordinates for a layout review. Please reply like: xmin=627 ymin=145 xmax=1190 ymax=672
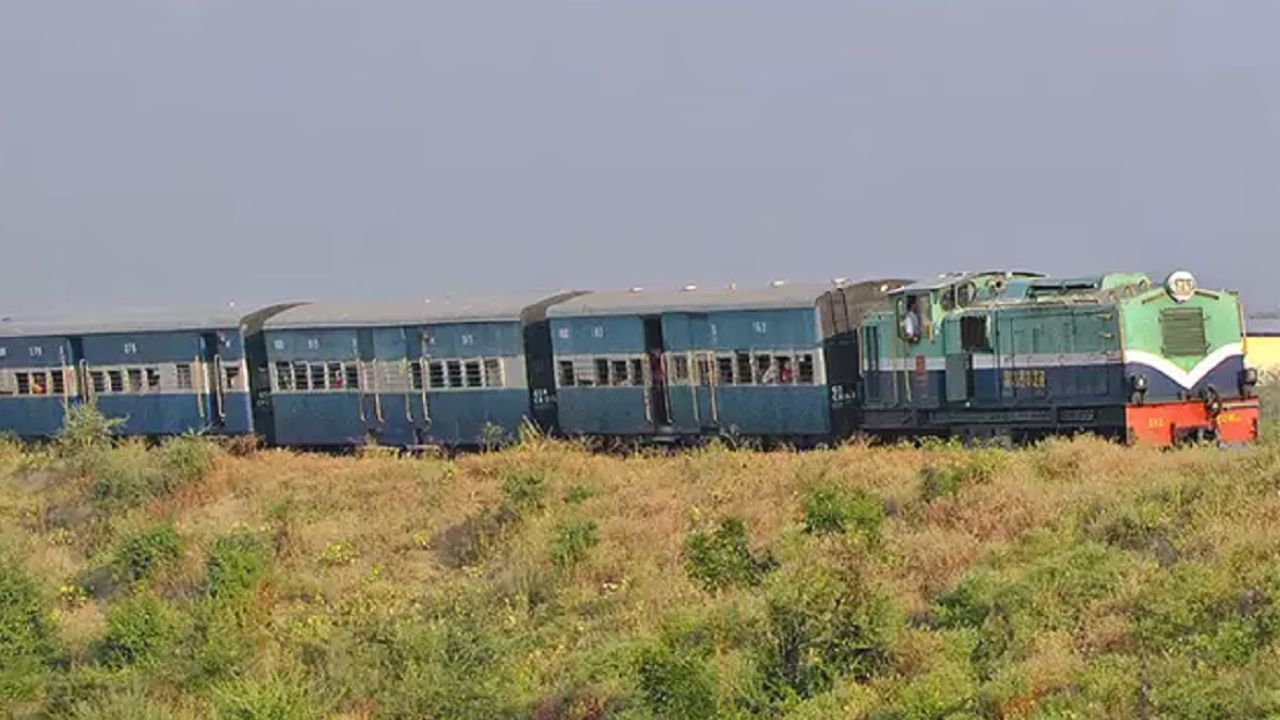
xmin=55 ymin=403 xmax=122 ymax=475
xmin=919 ymin=451 xmax=1004 ymax=502
xmin=213 ymin=671 xmax=324 ymax=720
xmin=116 ymin=524 xmax=183 ymax=584
xmin=206 ymin=530 xmax=270 ymax=602
xmin=502 ymin=467 xmax=548 ymax=514
xmin=684 ymin=518 xmax=775 ymax=592
xmin=758 ymin=556 xmax=900 ymax=700
xmin=802 ymin=484 xmax=885 ymax=542
xmin=154 ymin=434 xmax=219 ymax=494
xmin=96 ymin=589 xmax=181 ymax=667
xmin=550 ymin=518 xmax=600 ymax=570
xmin=0 ymin=553 xmax=58 ymax=703
xmin=635 ymin=640 xmax=718 ymax=720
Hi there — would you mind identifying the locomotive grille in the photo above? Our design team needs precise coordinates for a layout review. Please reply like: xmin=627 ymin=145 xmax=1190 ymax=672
xmin=1160 ymin=307 xmax=1208 ymax=356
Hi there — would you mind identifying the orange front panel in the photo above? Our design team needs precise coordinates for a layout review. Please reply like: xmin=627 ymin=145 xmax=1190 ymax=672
xmin=1125 ymin=400 xmax=1260 ymax=446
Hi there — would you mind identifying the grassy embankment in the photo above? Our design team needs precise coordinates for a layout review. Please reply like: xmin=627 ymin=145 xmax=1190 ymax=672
xmin=2 ymin=393 xmax=1280 ymax=720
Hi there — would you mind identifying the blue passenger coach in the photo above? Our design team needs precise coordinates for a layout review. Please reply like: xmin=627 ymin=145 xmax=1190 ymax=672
xmin=546 ymin=282 xmax=902 ymax=444
xmin=0 ymin=308 xmax=283 ymax=438
xmin=254 ymin=294 xmax=580 ymax=448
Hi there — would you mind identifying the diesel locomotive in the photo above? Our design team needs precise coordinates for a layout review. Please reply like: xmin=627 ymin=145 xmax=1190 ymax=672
xmin=0 ymin=270 xmax=1261 ymax=448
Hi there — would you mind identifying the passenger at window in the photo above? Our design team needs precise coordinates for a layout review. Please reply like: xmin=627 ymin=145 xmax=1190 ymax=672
xmin=778 ymin=357 xmax=794 ymax=385
xmin=760 ymin=360 xmax=779 ymax=385
xmin=902 ymin=297 xmax=922 ymax=342
xmin=31 ymin=376 xmax=46 ymax=395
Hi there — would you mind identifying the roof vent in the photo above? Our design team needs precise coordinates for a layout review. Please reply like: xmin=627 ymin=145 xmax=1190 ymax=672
xmin=629 ymin=286 xmax=644 ymax=293
xmin=682 ymin=284 xmax=698 ymax=292
xmin=726 ymin=282 xmax=737 ymax=291
xmin=770 ymin=279 xmax=786 ymax=288
xmin=831 ymin=277 xmax=849 ymax=286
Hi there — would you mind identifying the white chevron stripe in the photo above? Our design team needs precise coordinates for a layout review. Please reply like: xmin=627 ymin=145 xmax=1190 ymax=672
xmin=1124 ymin=343 xmax=1243 ymax=389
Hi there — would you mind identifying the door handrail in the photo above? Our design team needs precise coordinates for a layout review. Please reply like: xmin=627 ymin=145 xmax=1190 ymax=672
xmin=78 ymin=359 xmax=91 ymax=402
xmin=356 ymin=358 xmax=367 ymax=422
xmin=372 ymin=359 xmax=385 ymax=424
xmin=403 ymin=358 xmax=414 ymax=423
xmin=194 ymin=356 xmax=207 ymax=420
xmin=212 ymin=355 xmax=227 ymax=422
xmin=419 ymin=358 xmax=431 ymax=426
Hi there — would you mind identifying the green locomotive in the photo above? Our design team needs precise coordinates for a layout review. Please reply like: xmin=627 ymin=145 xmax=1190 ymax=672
xmin=852 ymin=270 xmax=1259 ymax=445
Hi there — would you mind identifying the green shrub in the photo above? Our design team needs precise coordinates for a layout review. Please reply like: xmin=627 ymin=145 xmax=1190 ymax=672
xmin=373 ymin=609 xmax=508 ymax=720
xmin=213 ymin=671 xmax=324 ymax=720
xmin=55 ymin=403 xmax=122 ymax=476
xmin=758 ymin=556 xmax=900 ymax=700
xmin=564 ymin=484 xmax=593 ymax=505
xmin=802 ymin=484 xmax=885 ymax=542
xmin=206 ymin=530 xmax=270 ymax=602
xmin=154 ymin=434 xmax=219 ymax=494
xmin=88 ymin=440 xmax=159 ymax=511
xmin=684 ymin=518 xmax=775 ymax=592
xmin=96 ymin=589 xmax=181 ymax=667
xmin=919 ymin=451 xmax=1003 ymax=502
xmin=635 ymin=640 xmax=718 ymax=720
xmin=0 ymin=553 xmax=58 ymax=703
xmin=550 ymin=518 xmax=600 ymax=570
xmin=116 ymin=524 xmax=183 ymax=584
xmin=502 ymin=467 xmax=547 ymax=514
xmin=60 ymin=682 xmax=196 ymax=720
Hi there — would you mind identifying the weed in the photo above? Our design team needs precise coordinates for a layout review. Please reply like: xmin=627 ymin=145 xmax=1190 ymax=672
xmin=115 ymin=523 xmax=183 ymax=584
xmin=503 ymin=466 xmax=548 ymax=514
xmin=206 ymin=529 xmax=270 ymax=601
xmin=0 ymin=552 xmax=58 ymax=703
xmin=96 ymin=589 xmax=182 ymax=668
xmin=550 ymin=519 xmax=600 ymax=570
xmin=565 ymin=483 xmax=594 ymax=505
xmin=635 ymin=640 xmax=718 ymax=720
xmin=684 ymin=518 xmax=775 ymax=592
xmin=213 ymin=670 xmax=325 ymax=720
xmin=802 ymin=484 xmax=885 ymax=542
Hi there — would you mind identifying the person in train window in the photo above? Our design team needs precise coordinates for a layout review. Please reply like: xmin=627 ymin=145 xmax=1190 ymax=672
xmin=778 ymin=357 xmax=794 ymax=384
xmin=761 ymin=358 xmax=780 ymax=385
xmin=31 ymin=376 xmax=46 ymax=395
xmin=902 ymin=297 xmax=922 ymax=342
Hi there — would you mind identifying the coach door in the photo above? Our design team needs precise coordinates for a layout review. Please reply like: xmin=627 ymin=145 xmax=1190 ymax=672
xmin=356 ymin=329 xmax=383 ymax=438
xmin=201 ymin=333 xmax=226 ymax=428
xmin=660 ymin=314 xmax=716 ymax=434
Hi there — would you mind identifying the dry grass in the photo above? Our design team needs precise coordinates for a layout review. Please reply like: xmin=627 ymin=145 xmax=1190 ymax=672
xmin=2 ymin=428 xmax=1280 ymax=718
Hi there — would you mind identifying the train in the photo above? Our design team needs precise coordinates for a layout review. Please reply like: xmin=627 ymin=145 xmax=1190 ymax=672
xmin=0 ymin=269 xmax=1262 ymax=448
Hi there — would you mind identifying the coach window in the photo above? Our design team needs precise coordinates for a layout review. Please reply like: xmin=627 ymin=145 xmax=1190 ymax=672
xmin=15 ymin=372 xmax=30 ymax=395
xmin=594 ymin=358 xmax=610 ymax=386
xmin=51 ymin=370 xmax=66 ymax=395
xmin=671 ymin=355 xmax=690 ymax=384
xmin=91 ymin=371 xmax=107 ymax=394
xmin=446 ymin=360 xmax=463 ymax=388
xmin=409 ymin=361 xmax=424 ymax=391
xmin=428 ymin=361 xmax=446 ymax=389
xmin=558 ymin=360 xmax=576 ymax=387
xmin=755 ymin=353 xmax=775 ymax=384
xmin=610 ymin=359 xmax=629 ymax=386
xmin=309 ymin=363 xmax=326 ymax=391
xmin=735 ymin=352 xmax=753 ymax=385
xmin=960 ymin=315 xmax=992 ymax=352
xmin=798 ymin=354 xmax=815 ymax=384
xmin=464 ymin=360 xmax=483 ymax=388
xmin=326 ymin=362 xmax=344 ymax=389
xmin=127 ymin=368 xmax=144 ymax=393
xmin=717 ymin=356 xmax=735 ymax=385
xmin=146 ymin=368 xmax=161 ymax=391
xmin=483 ymin=358 xmax=504 ymax=388
xmin=344 ymin=364 xmax=359 ymax=390
xmin=108 ymin=370 xmax=124 ymax=393
xmin=176 ymin=364 xmax=193 ymax=390
xmin=292 ymin=362 xmax=309 ymax=391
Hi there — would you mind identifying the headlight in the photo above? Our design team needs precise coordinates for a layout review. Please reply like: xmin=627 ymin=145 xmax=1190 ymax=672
xmin=1130 ymin=374 xmax=1148 ymax=391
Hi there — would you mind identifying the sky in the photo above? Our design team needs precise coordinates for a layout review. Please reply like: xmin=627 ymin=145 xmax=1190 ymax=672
xmin=1 ymin=1 xmax=1278 ymax=315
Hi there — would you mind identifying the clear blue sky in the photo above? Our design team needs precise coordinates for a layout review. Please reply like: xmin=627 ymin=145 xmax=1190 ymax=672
xmin=2 ymin=1 xmax=1277 ymax=314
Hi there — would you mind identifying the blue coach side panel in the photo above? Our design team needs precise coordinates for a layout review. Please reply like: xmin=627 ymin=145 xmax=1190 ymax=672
xmin=258 ymin=293 xmax=578 ymax=448
xmin=547 ymin=284 xmax=835 ymax=442
xmin=0 ymin=309 xmax=276 ymax=439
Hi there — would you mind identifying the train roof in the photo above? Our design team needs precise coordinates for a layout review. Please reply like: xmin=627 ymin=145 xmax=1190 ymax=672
xmin=893 ymin=271 xmax=1045 ymax=294
xmin=263 ymin=292 xmax=583 ymax=330
xmin=0 ymin=307 xmax=258 ymax=338
xmin=546 ymin=283 xmax=839 ymax=318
